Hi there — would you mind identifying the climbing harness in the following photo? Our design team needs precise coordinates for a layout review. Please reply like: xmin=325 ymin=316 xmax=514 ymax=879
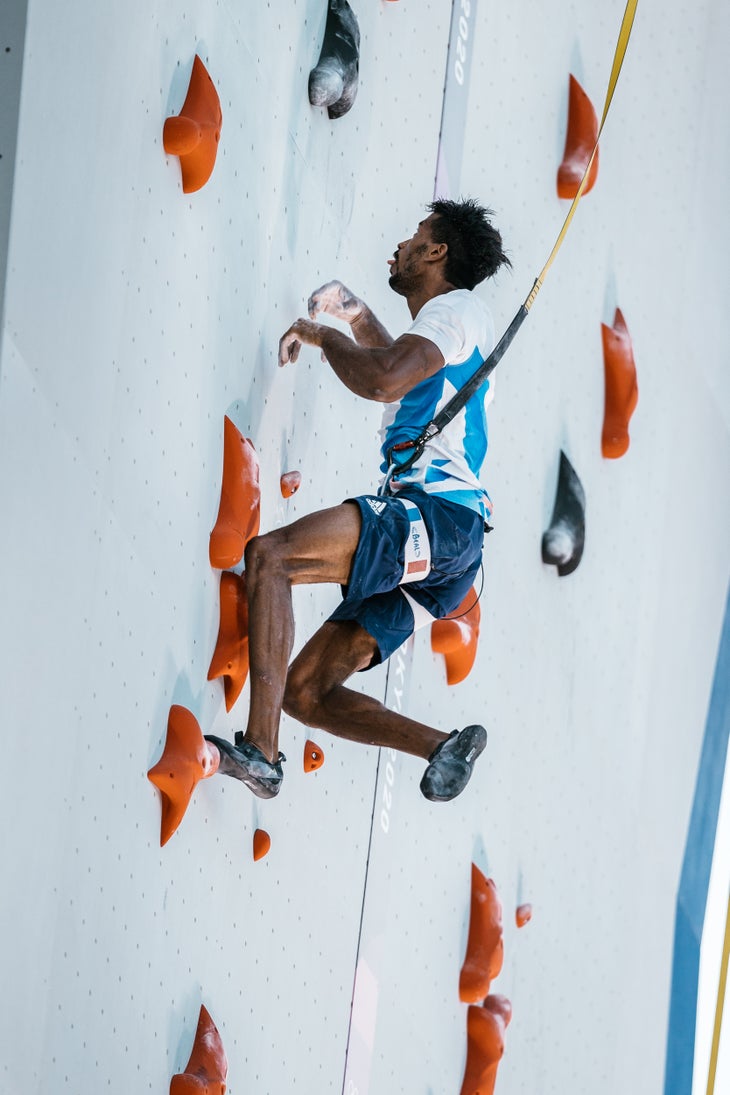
xmin=381 ymin=0 xmax=638 ymax=494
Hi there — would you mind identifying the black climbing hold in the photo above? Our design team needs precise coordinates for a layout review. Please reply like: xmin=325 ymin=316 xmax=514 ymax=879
xmin=309 ymin=0 xmax=360 ymax=119
xmin=541 ymin=450 xmax=586 ymax=576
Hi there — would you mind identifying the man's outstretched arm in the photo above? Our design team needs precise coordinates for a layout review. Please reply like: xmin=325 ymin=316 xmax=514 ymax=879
xmin=281 ymin=278 xmax=444 ymax=402
xmin=279 ymin=319 xmax=444 ymax=403
xmin=307 ymin=280 xmax=394 ymax=349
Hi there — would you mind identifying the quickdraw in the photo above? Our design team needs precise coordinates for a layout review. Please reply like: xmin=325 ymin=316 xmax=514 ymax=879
xmin=381 ymin=0 xmax=638 ymax=496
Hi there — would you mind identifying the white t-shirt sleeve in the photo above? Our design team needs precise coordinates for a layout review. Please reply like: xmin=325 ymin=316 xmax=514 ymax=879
xmin=406 ymin=296 xmax=467 ymax=364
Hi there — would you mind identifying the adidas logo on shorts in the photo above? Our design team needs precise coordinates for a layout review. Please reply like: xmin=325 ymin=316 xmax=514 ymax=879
xmin=366 ymin=498 xmax=387 ymax=515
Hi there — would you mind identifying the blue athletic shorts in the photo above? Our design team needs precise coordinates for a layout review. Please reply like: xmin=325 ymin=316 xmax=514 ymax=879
xmin=328 ymin=487 xmax=484 ymax=668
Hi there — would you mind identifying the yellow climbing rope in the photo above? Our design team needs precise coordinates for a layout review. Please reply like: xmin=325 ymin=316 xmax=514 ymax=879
xmin=382 ymin=0 xmax=640 ymax=485
xmin=706 ymin=892 xmax=730 ymax=1095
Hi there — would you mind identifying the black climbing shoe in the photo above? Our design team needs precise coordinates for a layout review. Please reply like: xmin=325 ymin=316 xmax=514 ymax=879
xmin=420 ymin=725 xmax=487 ymax=802
xmin=205 ymin=732 xmax=285 ymax=800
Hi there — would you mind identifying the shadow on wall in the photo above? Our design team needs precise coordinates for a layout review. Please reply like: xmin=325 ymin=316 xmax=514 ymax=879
xmin=0 ymin=0 xmax=29 ymax=330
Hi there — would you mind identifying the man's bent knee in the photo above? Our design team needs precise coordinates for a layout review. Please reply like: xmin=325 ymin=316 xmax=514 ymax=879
xmin=244 ymin=529 xmax=289 ymax=580
xmin=282 ymin=669 xmax=323 ymax=726
xmin=244 ymin=505 xmax=361 ymax=587
xmin=283 ymin=621 xmax=379 ymax=725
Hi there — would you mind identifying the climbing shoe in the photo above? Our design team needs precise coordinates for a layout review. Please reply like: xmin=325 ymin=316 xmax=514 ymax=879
xmin=419 ymin=724 xmax=487 ymax=802
xmin=204 ymin=731 xmax=285 ymax=799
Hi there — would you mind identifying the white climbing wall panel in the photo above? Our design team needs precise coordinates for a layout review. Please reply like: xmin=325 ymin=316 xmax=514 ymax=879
xmin=0 ymin=1 xmax=728 ymax=1094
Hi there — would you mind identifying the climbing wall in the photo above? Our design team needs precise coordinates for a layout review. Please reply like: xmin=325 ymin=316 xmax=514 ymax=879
xmin=0 ymin=1 xmax=728 ymax=1094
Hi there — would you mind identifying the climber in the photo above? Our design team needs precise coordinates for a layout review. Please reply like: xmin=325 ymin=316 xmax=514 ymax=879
xmin=205 ymin=199 xmax=511 ymax=804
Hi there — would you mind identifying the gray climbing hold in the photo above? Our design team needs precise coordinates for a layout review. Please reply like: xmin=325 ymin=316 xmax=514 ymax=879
xmin=542 ymin=450 xmax=586 ymax=576
xmin=309 ymin=0 xmax=360 ymax=119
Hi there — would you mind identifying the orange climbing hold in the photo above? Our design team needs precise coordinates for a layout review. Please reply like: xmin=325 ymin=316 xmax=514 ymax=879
xmin=601 ymin=307 xmax=638 ymax=458
xmin=253 ymin=828 xmax=271 ymax=861
xmin=431 ymin=587 xmax=480 ymax=685
xmin=147 ymin=706 xmax=220 ymax=846
xmin=515 ymin=903 xmax=533 ymax=928
xmin=459 ymin=995 xmax=512 ymax=1095
xmin=208 ymin=571 xmax=249 ymax=711
xmin=557 ymin=74 xmax=599 ymax=199
xmin=209 ymin=416 xmax=261 ymax=569
xmin=280 ymin=471 xmax=302 ymax=498
xmin=170 ymin=1004 xmax=228 ymax=1094
xmin=459 ymin=865 xmax=504 ymax=1003
xmin=303 ymin=739 xmax=325 ymax=773
xmin=163 ymin=55 xmax=222 ymax=194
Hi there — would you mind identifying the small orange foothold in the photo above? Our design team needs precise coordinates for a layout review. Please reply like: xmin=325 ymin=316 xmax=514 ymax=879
xmin=431 ymin=587 xmax=481 ymax=685
xmin=164 ymin=55 xmax=222 ymax=194
xmin=170 ymin=1004 xmax=228 ymax=1094
xmin=601 ymin=307 xmax=638 ymax=458
xmin=147 ymin=706 xmax=220 ymax=846
xmin=280 ymin=471 xmax=302 ymax=498
xmin=208 ymin=571 xmax=249 ymax=711
xmin=253 ymin=828 xmax=271 ymax=861
xmin=557 ymin=73 xmax=599 ymax=199
xmin=209 ymin=416 xmax=261 ymax=569
xmin=459 ymin=865 xmax=504 ymax=1004
xmin=516 ymin=903 xmax=533 ymax=928
xmin=459 ymin=995 xmax=512 ymax=1095
xmin=303 ymin=739 xmax=325 ymax=773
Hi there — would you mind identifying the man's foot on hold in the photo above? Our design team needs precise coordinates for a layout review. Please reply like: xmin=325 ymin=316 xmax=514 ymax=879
xmin=420 ymin=725 xmax=487 ymax=802
xmin=204 ymin=732 xmax=285 ymax=800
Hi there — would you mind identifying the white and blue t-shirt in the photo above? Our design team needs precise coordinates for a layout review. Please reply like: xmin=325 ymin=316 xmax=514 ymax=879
xmin=379 ymin=289 xmax=495 ymax=520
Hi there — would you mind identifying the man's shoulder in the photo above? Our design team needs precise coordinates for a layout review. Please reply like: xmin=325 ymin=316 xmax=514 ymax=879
xmin=409 ymin=289 xmax=493 ymax=360
xmin=415 ymin=289 xmax=490 ymax=327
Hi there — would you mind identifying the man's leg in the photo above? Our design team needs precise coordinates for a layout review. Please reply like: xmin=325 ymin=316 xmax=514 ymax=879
xmin=207 ymin=497 xmax=487 ymax=802
xmin=283 ymin=618 xmax=488 ymax=803
xmin=283 ymin=619 xmax=448 ymax=759
xmin=241 ymin=502 xmax=363 ymax=761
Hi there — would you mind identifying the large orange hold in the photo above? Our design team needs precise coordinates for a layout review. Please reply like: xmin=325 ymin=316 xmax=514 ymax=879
xmin=209 ymin=416 xmax=261 ymax=569
xmin=208 ymin=571 xmax=249 ymax=711
xmin=147 ymin=706 xmax=220 ymax=846
xmin=557 ymin=74 xmax=599 ymax=199
xmin=459 ymin=865 xmax=504 ymax=1003
xmin=163 ymin=55 xmax=222 ymax=194
xmin=459 ymin=995 xmax=512 ymax=1095
xmin=431 ymin=587 xmax=481 ymax=685
xmin=601 ymin=307 xmax=638 ymax=458
xmin=170 ymin=1004 xmax=228 ymax=1094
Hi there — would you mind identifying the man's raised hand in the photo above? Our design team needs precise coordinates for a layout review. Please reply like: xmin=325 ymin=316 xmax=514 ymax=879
xmin=278 ymin=318 xmax=325 ymax=367
xmin=307 ymin=281 xmax=363 ymax=324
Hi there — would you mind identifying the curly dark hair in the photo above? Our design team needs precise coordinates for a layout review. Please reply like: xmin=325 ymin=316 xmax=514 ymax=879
xmin=427 ymin=198 xmax=511 ymax=290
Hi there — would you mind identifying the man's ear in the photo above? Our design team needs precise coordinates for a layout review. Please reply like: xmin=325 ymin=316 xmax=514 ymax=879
xmin=427 ymin=242 xmax=448 ymax=263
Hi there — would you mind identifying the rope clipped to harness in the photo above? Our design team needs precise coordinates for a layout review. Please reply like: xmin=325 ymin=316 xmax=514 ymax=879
xmin=383 ymin=305 xmax=529 ymax=488
xmin=382 ymin=0 xmax=638 ymax=493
